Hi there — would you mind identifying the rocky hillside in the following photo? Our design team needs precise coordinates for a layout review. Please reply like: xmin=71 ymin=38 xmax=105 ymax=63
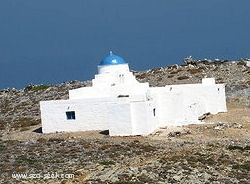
xmin=1 ymin=59 xmax=249 ymax=135
xmin=134 ymin=59 xmax=250 ymax=105
xmin=0 ymin=58 xmax=250 ymax=183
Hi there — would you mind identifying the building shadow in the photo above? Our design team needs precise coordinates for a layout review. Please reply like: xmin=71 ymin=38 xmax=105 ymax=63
xmin=33 ymin=127 xmax=42 ymax=133
xmin=99 ymin=130 xmax=109 ymax=135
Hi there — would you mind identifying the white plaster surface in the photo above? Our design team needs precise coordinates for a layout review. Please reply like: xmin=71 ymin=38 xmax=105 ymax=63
xmin=98 ymin=63 xmax=129 ymax=74
xmin=246 ymin=61 xmax=250 ymax=67
xmin=40 ymin=57 xmax=227 ymax=136
xmin=40 ymin=98 xmax=112 ymax=133
xmin=108 ymin=102 xmax=133 ymax=136
xmin=130 ymin=101 xmax=157 ymax=135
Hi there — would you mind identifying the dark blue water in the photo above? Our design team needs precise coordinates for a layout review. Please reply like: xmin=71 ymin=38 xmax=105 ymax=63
xmin=1 ymin=0 xmax=250 ymax=89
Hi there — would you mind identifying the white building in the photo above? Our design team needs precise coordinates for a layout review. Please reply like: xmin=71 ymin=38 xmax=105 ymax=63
xmin=40 ymin=52 xmax=227 ymax=136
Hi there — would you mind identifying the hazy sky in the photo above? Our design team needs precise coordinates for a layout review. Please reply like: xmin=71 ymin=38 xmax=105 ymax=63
xmin=1 ymin=0 xmax=250 ymax=89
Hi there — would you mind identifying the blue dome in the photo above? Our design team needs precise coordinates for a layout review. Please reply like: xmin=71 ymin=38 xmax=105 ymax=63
xmin=99 ymin=51 xmax=127 ymax=66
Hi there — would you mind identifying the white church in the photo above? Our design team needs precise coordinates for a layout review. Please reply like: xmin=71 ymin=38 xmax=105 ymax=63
xmin=40 ymin=52 xmax=227 ymax=136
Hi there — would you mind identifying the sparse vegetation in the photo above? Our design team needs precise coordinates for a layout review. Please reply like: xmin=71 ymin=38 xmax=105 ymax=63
xmin=0 ymin=144 xmax=5 ymax=151
xmin=177 ymin=76 xmax=189 ymax=80
xmin=169 ymin=70 xmax=180 ymax=74
xmin=0 ymin=60 xmax=250 ymax=183
xmin=189 ymin=68 xmax=203 ymax=74
xmin=31 ymin=85 xmax=51 ymax=91
xmin=13 ymin=118 xmax=40 ymax=130
xmin=37 ymin=138 xmax=47 ymax=143
xmin=99 ymin=160 xmax=115 ymax=165
xmin=15 ymin=155 xmax=36 ymax=165
xmin=136 ymin=73 xmax=146 ymax=80
xmin=232 ymin=162 xmax=250 ymax=171
xmin=25 ymin=84 xmax=51 ymax=92
xmin=151 ymin=68 xmax=163 ymax=74
xmin=114 ymin=182 xmax=139 ymax=184
xmin=227 ymin=145 xmax=250 ymax=151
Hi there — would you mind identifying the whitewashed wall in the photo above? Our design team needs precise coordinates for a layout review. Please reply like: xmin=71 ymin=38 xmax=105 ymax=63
xmin=246 ymin=61 xmax=250 ymax=67
xmin=203 ymin=84 xmax=227 ymax=114
xmin=93 ymin=68 xmax=138 ymax=88
xmin=130 ymin=101 xmax=157 ymax=135
xmin=171 ymin=83 xmax=227 ymax=115
xmin=69 ymin=87 xmax=111 ymax=99
xmin=69 ymin=81 xmax=149 ymax=101
xmin=108 ymin=99 xmax=157 ymax=136
xmin=149 ymin=80 xmax=227 ymax=127
xmin=159 ymin=92 xmax=186 ymax=126
xmin=98 ymin=63 xmax=129 ymax=74
xmin=41 ymin=75 xmax=227 ymax=136
xmin=40 ymin=98 xmax=112 ymax=133
xmin=108 ymin=102 xmax=133 ymax=136
xmin=164 ymin=83 xmax=226 ymax=125
xmin=109 ymin=83 xmax=149 ymax=100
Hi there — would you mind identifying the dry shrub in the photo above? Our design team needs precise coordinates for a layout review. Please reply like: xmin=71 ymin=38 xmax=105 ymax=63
xmin=37 ymin=138 xmax=47 ymax=143
xmin=168 ymin=65 xmax=178 ymax=70
xmin=151 ymin=68 xmax=162 ymax=74
xmin=189 ymin=68 xmax=203 ymax=74
xmin=136 ymin=73 xmax=146 ymax=80
xmin=157 ymin=77 xmax=162 ymax=81
xmin=20 ymin=127 xmax=30 ymax=132
xmin=13 ymin=118 xmax=40 ymax=130
xmin=177 ymin=76 xmax=189 ymax=80
xmin=169 ymin=70 xmax=180 ymax=74
xmin=0 ymin=119 xmax=6 ymax=130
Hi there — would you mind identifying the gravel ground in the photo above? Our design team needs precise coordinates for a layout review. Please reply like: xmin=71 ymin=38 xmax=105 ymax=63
xmin=1 ymin=104 xmax=250 ymax=183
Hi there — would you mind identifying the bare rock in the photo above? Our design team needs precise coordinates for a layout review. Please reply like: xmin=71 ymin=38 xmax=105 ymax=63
xmin=168 ymin=129 xmax=191 ymax=137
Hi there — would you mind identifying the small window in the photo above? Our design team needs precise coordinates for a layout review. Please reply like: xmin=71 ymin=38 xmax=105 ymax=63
xmin=66 ymin=111 xmax=75 ymax=120
xmin=153 ymin=108 xmax=156 ymax=117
